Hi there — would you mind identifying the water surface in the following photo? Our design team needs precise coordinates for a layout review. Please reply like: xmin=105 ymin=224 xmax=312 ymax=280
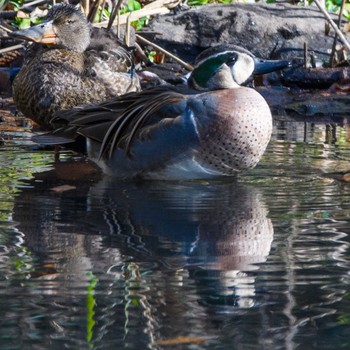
xmin=0 ymin=116 xmax=350 ymax=349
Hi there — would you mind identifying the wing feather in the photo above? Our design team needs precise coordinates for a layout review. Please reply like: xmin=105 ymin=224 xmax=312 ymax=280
xmin=34 ymin=85 xmax=194 ymax=158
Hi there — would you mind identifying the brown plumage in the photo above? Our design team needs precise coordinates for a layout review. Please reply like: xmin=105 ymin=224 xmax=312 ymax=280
xmin=11 ymin=3 xmax=140 ymax=128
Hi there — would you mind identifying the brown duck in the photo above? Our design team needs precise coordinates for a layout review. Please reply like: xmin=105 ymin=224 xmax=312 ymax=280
xmin=10 ymin=3 xmax=140 ymax=128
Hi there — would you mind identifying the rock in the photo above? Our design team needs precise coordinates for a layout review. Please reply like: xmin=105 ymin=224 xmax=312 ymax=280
xmin=146 ymin=3 xmax=349 ymax=63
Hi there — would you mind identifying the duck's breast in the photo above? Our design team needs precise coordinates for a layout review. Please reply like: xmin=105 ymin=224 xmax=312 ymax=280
xmin=191 ymin=87 xmax=272 ymax=175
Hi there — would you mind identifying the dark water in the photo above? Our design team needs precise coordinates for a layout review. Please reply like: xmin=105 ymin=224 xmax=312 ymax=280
xmin=0 ymin=117 xmax=350 ymax=349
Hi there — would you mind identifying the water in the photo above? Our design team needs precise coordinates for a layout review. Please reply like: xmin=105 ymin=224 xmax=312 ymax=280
xmin=0 ymin=115 xmax=350 ymax=349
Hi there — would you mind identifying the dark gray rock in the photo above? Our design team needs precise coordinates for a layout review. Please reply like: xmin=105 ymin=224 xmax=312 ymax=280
xmin=146 ymin=3 xmax=349 ymax=64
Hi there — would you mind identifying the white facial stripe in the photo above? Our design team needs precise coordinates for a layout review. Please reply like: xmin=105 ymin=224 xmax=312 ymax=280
xmin=232 ymin=53 xmax=255 ymax=85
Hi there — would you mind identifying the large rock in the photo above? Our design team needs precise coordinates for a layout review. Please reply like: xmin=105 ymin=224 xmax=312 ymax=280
xmin=147 ymin=3 xmax=348 ymax=63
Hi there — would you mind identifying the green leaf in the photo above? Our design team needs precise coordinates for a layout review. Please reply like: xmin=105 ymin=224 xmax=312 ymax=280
xmin=127 ymin=0 xmax=141 ymax=11
xmin=9 ymin=0 xmax=20 ymax=9
xmin=18 ymin=18 xmax=31 ymax=30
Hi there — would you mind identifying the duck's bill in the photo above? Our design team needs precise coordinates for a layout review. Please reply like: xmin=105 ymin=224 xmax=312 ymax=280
xmin=9 ymin=20 xmax=57 ymax=45
xmin=253 ymin=57 xmax=292 ymax=75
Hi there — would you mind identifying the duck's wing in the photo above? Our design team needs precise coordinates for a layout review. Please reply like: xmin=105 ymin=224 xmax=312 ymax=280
xmin=85 ymin=39 xmax=140 ymax=95
xmin=71 ymin=86 xmax=190 ymax=159
xmin=31 ymin=91 xmax=134 ymax=146
xmin=85 ymin=48 xmax=140 ymax=95
xmin=34 ymin=86 xmax=193 ymax=158
xmin=86 ymin=46 xmax=134 ymax=74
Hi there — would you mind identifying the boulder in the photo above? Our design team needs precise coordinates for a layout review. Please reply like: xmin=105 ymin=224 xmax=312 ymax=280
xmin=146 ymin=3 xmax=349 ymax=64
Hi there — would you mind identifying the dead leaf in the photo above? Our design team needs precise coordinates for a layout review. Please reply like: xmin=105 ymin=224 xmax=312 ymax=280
xmin=0 ymin=125 xmax=26 ymax=132
xmin=343 ymin=22 xmax=350 ymax=33
xmin=157 ymin=336 xmax=210 ymax=345
xmin=30 ymin=7 xmax=48 ymax=20
xmin=34 ymin=273 xmax=59 ymax=280
xmin=340 ymin=174 xmax=350 ymax=182
xmin=50 ymin=185 xmax=76 ymax=192
xmin=16 ymin=10 xmax=29 ymax=19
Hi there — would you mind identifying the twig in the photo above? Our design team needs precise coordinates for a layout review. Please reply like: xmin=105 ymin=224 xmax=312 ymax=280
xmin=20 ymin=0 xmax=49 ymax=9
xmin=136 ymin=34 xmax=193 ymax=71
xmin=0 ymin=24 xmax=13 ymax=33
xmin=99 ymin=0 xmax=106 ymax=22
xmin=107 ymin=0 xmax=124 ymax=32
xmin=313 ymin=0 xmax=350 ymax=51
xmin=303 ymin=42 xmax=308 ymax=68
xmin=0 ymin=44 xmax=24 ymax=55
xmin=85 ymin=0 xmax=90 ymax=17
xmin=87 ymin=0 xmax=100 ymax=23
xmin=329 ymin=0 xmax=346 ymax=67
xmin=117 ymin=10 xmax=120 ymax=39
xmin=310 ymin=52 xmax=317 ymax=68
xmin=126 ymin=13 xmax=132 ymax=47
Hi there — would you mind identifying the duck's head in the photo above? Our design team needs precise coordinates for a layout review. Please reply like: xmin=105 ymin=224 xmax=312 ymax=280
xmin=188 ymin=50 xmax=255 ymax=90
xmin=189 ymin=46 xmax=291 ymax=90
xmin=10 ymin=3 xmax=90 ymax=53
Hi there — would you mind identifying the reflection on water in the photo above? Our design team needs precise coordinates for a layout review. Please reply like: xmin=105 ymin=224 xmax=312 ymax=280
xmin=9 ymin=177 xmax=274 ymax=349
xmin=0 ymin=117 xmax=350 ymax=349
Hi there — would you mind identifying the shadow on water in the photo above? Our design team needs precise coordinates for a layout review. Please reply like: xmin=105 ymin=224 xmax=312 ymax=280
xmin=8 ymin=171 xmax=274 ymax=349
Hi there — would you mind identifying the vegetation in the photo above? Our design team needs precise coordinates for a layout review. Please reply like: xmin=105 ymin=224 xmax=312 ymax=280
xmin=12 ymin=13 xmax=42 ymax=30
xmin=7 ymin=0 xmax=146 ymax=30
xmin=325 ymin=0 xmax=350 ymax=20
xmin=5 ymin=0 xmax=350 ymax=31
xmin=120 ymin=0 xmax=148 ymax=31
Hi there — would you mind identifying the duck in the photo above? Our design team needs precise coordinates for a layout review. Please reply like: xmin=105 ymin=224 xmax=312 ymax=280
xmin=10 ymin=3 xmax=140 ymax=129
xmin=33 ymin=48 xmax=290 ymax=180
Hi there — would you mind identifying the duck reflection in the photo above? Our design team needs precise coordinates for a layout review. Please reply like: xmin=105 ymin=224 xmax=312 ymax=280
xmin=12 ymin=167 xmax=274 ymax=348
xmin=89 ymin=178 xmax=274 ymax=307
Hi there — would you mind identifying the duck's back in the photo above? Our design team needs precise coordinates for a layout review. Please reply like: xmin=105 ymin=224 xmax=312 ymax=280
xmin=13 ymin=44 xmax=139 ymax=128
xmin=85 ymin=46 xmax=138 ymax=96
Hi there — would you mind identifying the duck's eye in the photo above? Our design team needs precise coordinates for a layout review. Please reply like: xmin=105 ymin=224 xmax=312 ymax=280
xmin=66 ymin=19 xmax=75 ymax=24
xmin=226 ymin=56 xmax=237 ymax=66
